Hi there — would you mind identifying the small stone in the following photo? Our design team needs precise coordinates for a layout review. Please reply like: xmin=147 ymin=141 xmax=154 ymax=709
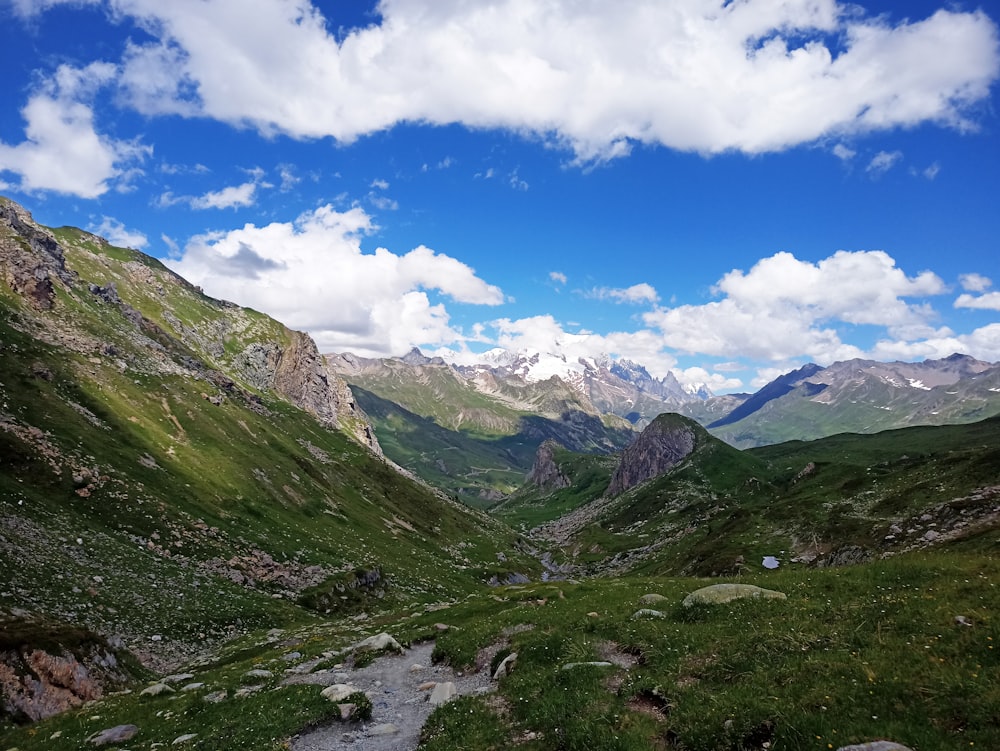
xmin=338 ymin=703 xmax=356 ymax=720
xmin=203 ymin=690 xmax=227 ymax=703
xmin=561 ymin=661 xmax=614 ymax=670
xmin=243 ymin=669 xmax=272 ymax=679
xmin=631 ymin=608 xmax=666 ymax=619
xmin=172 ymin=733 xmax=197 ymax=744
xmin=954 ymin=615 xmax=973 ymax=627
xmin=88 ymin=724 xmax=138 ymax=746
xmin=922 ymin=530 xmax=940 ymax=542
xmin=282 ymin=651 xmax=302 ymax=661
xmin=409 ymin=663 xmax=425 ymax=672
xmin=586 ymin=612 xmax=600 ymax=618
xmin=493 ymin=652 xmax=518 ymax=680
xmin=835 ymin=742 xmax=915 ymax=751
xmin=140 ymin=683 xmax=174 ymax=697
xmin=180 ymin=682 xmax=204 ymax=692
xmin=429 ymin=681 xmax=457 ymax=705
xmin=418 ymin=681 xmax=437 ymax=691
xmin=434 ymin=623 xmax=450 ymax=631
xmin=369 ymin=724 xmax=399 ymax=736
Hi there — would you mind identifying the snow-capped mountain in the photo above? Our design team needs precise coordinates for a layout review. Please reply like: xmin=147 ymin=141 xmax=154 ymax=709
xmin=451 ymin=348 xmax=711 ymax=426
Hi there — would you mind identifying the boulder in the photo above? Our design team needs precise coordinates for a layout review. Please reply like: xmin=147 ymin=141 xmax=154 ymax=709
xmin=493 ymin=652 xmax=518 ymax=680
xmin=631 ymin=608 xmax=666 ymax=619
xmin=638 ymin=594 xmax=667 ymax=605
xmin=429 ymin=681 xmax=457 ymax=705
xmin=321 ymin=683 xmax=360 ymax=702
xmin=682 ymin=583 xmax=786 ymax=607
xmin=835 ymin=743 xmax=914 ymax=751
xmin=353 ymin=632 xmax=403 ymax=654
xmin=139 ymin=683 xmax=174 ymax=697
xmin=88 ymin=724 xmax=138 ymax=746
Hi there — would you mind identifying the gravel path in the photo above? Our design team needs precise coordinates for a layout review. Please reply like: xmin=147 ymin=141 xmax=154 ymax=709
xmin=287 ymin=641 xmax=495 ymax=751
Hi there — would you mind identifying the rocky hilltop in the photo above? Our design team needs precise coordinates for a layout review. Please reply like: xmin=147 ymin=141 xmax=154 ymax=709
xmin=606 ymin=413 xmax=698 ymax=496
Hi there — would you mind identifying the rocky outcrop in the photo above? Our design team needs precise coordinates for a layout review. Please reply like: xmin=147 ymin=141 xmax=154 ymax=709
xmin=0 ymin=617 xmax=137 ymax=723
xmin=607 ymin=413 xmax=697 ymax=496
xmin=526 ymin=440 xmax=570 ymax=490
xmin=0 ymin=198 xmax=75 ymax=309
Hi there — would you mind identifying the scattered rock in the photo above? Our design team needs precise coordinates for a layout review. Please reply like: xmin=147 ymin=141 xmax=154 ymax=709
xmin=638 ymin=594 xmax=667 ymax=604
xmin=321 ymin=683 xmax=360 ymax=702
xmin=493 ymin=652 xmax=518 ymax=680
xmin=88 ymin=724 xmax=138 ymax=746
xmin=682 ymin=583 xmax=787 ymax=607
xmin=337 ymin=703 xmax=356 ymax=720
xmin=352 ymin=632 xmax=403 ymax=654
xmin=369 ymin=723 xmax=400 ymax=736
xmin=428 ymin=681 xmax=457 ymax=705
xmin=954 ymin=615 xmax=973 ymax=627
xmin=409 ymin=663 xmax=425 ymax=672
xmin=835 ymin=742 xmax=914 ymax=751
xmin=139 ymin=683 xmax=174 ymax=697
xmin=418 ymin=681 xmax=437 ymax=691
xmin=631 ymin=608 xmax=666 ymax=619
xmin=180 ymin=682 xmax=204 ymax=692
xmin=561 ymin=661 xmax=614 ymax=670
xmin=203 ymin=690 xmax=227 ymax=703
xmin=172 ymin=733 xmax=197 ymax=744
xmin=243 ymin=669 xmax=273 ymax=679
xmin=586 ymin=611 xmax=600 ymax=618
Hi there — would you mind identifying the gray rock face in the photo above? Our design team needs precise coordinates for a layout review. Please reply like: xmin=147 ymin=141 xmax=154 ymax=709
xmin=607 ymin=414 xmax=697 ymax=496
xmin=0 ymin=198 xmax=74 ymax=309
xmin=526 ymin=440 xmax=570 ymax=490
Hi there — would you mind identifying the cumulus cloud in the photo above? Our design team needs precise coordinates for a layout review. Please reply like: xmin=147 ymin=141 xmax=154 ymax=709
xmin=643 ymin=250 xmax=946 ymax=362
xmin=88 ymin=216 xmax=149 ymax=248
xmin=960 ymin=273 xmax=992 ymax=292
xmin=0 ymin=62 xmax=150 ymax=197
xmin=549 ymin=271 xmax=567 ymax=285
xmin=585 ymin=283 xmax=659 ymax=304
xmin=955 ymin=292 xmax=1000 ymax=311
xmin=167 ymin=204 xmax=504 ymax=356
xmin=83 ymin=0 xmax=999 ymax=163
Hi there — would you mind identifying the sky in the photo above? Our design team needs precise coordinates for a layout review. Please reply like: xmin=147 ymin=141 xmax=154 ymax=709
xmin=1 ymin=0 xmax=999 ymax=394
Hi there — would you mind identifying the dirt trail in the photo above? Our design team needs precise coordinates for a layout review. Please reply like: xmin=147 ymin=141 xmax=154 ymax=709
xmin=287 ymin=641 xmax=494 ymax=751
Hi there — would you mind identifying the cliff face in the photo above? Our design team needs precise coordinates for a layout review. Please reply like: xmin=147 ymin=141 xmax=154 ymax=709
xmin=606 ymin=413 xmax=698 ymax=496
xmin=0 ymin=197 xmax=380 ymax=454
xmin=526 ymin=439 xmax=570 ymax=491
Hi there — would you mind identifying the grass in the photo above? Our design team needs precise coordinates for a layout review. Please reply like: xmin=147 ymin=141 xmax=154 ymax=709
xmin=7 ymin=548 xmax=993 ymax=750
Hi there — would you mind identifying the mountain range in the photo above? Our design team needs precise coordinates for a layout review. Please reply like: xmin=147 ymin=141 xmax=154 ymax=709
xmin=2 ymin=196 xmax=999 ymax=751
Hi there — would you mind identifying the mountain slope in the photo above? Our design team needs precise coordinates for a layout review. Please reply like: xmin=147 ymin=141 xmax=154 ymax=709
xmin=0 ymin=197 xmax=533 ymax=670
xmin=328 ymin=349 xmax=635 ymax=502
xmin=705 ymin=355 xmax=1000 ymax=447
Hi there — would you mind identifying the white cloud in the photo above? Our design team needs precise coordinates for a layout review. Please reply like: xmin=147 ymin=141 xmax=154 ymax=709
xmin=9 ymin=0 xmax=99 ymax=18
xmin=643 ymin=250 xmax=946 ymax=362
xmin=832 ymin=143 xmax=856 ymax=161
xmin=549 ymin=271 xmax=567 ymax=285
xmin=960 ymin=272 xmax=992 ymax=292
xmin=88 ymin=216 xmax=149 ymax=248
xmin=922 ymin=162 xmax=941 ymax=179
xmin=370 ymin=178 xmax=389 ymax=190
xmin=869 ymin=323 xmax=1000 ymax=362
xmin=866 ymin=150 xmax=903 ymax=174
xmin=585 ymin=283 xmax=659 ymax=305
xmin=96 ymin=0 xmax=999 ymax=163
xmin=190 ymin=180 xmax=258 ymax=210
xmin=278 ymin=164 xmax=299 ymax=191
xmin=0 ymin=62 xmax=150 ymax=198
xmin=955 ymin=292 xmax=1000 ymax=311
xmin=166 ymin=205 xmax=504 ymax=357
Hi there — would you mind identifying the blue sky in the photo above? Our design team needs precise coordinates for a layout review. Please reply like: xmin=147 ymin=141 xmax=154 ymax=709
xmin=1 ymin=0 xmax=998 ymax=393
